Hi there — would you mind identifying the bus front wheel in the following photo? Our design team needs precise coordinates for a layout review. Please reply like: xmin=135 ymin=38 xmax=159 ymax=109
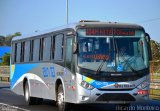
xmin=57 ymin=84 xmax=70 ymax=111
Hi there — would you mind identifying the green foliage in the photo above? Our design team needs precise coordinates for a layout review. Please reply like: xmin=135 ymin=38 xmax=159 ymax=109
xmin=0 ymin=36 xmax=5 ymax=46
xmin=150 ymin=40 xmax=160 ymax=73
xmin=1 ymin=53 xmax=10 ymax=66
xmin=150 ymin=40 xmax=160 ymax=60
xmin=0 ymin=32 xmax=21 ymax=46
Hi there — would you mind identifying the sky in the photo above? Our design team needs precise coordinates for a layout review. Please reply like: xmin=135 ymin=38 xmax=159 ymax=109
xmin=0 ymin=0 xmax=160 ymax=42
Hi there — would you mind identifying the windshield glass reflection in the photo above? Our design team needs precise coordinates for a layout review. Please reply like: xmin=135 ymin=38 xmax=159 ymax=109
xmin=78 ymin=36 xmax=149 ymax=72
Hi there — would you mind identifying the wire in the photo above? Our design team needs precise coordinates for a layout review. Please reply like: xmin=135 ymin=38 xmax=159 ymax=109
xmin=137 ymin=18 xmax=160 ymax=23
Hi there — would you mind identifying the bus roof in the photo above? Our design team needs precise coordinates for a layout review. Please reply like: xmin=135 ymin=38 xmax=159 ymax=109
xmin=12 ymin=21 xmax=144 ymax=41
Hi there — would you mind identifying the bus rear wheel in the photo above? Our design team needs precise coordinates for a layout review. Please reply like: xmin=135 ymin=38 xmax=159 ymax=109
xmin=57 ymin=84 xmax=70 ymax=111
xmin=24 ymin=82 xmax=36 ymax=105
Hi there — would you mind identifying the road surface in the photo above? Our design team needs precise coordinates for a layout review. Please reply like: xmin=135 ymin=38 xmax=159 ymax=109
xmin=0 ymin=83 xmax=160 ymax=111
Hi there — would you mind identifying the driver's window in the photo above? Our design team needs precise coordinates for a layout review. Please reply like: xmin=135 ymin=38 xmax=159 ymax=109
xmin=65 ymin=38 xmax=73 ymax=70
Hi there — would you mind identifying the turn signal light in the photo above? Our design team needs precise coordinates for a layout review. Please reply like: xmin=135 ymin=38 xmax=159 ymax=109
xmin=137 ymin=90 xmax=148 ymax=95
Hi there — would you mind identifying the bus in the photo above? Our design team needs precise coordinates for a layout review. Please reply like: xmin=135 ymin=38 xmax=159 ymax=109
xmin=10 ymin=21 xmax=152 ymax=111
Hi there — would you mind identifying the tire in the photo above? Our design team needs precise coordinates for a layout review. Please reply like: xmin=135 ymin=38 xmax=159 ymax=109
xmin=24 ymin=82 xmax=36 ymax=105
xmin=57 ymin=84 xmax=70 ymax=111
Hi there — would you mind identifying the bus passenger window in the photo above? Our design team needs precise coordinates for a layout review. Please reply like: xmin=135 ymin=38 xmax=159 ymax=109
xmin=16 ymin=43 xmax=21 ymax=63
xmin=33 ymin=39 xmax=40 ymax=62
xmin=43 ymin=37 xmax=51 ymax=61
xmin=24 ymin=41 xmax=30 ymax=62
xmin=54 ymin=34 xmax=64 ymax=60
xmin=14 ymin=43 xmax=17 ymax=63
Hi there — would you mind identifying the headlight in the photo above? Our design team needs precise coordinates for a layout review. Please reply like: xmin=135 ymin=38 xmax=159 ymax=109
xmin=137 ymin=81 xmax=149 ymax=89
xmin=80 ymin=80 xmax=94 ymax=90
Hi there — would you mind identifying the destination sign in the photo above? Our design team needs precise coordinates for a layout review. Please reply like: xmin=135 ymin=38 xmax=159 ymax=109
xmin=86 ymin=28 xmax=135 ymax=36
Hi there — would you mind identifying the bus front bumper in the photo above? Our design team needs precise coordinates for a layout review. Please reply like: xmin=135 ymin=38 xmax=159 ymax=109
xmin=76 ymin=86 xmax=149 ymax=104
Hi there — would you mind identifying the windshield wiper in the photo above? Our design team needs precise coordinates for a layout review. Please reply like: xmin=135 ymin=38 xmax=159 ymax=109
xmin=120 ymin=52 xmax=137 ymax=74
xmin=95 ymin=39 xmax=113 ymax=74
xmin=95 ymin=58 xmax=108 ymax=75
xmin=114 ymin=39 xmax=137 ymax=74
xmin=95 ymin=37 xmax=116 ymax=74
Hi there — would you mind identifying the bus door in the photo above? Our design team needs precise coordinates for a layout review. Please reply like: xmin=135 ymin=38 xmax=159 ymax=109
xmin=64 ymin=35 xmax=76 ymax=102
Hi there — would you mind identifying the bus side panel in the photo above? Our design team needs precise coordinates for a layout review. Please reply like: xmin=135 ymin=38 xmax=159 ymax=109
xmin=10 ymin=63 xmax=53 ymax=99
xmin=36 ymin=63 xmax=57 ymax=100
xmin=30 ymin=62 xmax=77 ymax=102
xmin=10 ymin=62 xmax=78 ymax=102
xmin=10 ymin=64 xmax=38 ymax=96
xmin=39 ymin=63 xmax=77 ymax=103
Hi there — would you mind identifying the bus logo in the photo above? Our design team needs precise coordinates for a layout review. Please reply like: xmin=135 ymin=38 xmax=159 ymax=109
xmin=114 ymin=83 xmax=135 ymax=88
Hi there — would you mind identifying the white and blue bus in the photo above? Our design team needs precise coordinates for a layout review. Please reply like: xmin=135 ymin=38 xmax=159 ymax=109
xmin=10 ymin=21 xmax=152 ymax=111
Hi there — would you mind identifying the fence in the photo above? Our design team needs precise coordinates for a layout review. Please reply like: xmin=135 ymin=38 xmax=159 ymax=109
xmin=150 ymin=61 xmax=160 ymax=100
xmin=0 ymin=66 xmax=10 ymax=82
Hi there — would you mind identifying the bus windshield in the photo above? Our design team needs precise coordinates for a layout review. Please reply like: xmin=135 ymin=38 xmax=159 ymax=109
xmin=77 ymin=29 xmax=149 ymax=73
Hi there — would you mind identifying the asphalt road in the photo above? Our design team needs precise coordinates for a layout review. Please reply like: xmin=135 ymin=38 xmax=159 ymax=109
xmin=0 ymin=83 xmax=160 ymax=111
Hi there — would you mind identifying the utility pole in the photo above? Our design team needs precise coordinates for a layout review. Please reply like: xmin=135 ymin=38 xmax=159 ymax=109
xmin=66 ymin=0 xmax=68 ymax=24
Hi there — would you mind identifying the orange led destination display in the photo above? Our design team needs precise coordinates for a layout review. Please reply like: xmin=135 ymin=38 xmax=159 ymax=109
xmin=83 ymin=54 xmax=110 ymax=60
xmin=86 ymin=28 xmax=135 ymax=36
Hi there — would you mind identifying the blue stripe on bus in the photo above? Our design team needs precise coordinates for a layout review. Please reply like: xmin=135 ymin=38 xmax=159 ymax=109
xmin=10 ymin=64 xmax=37 ymax=88
xmin=82 ymin=75 xmax=116 ymax=89
xmin=91 ymin=81 xmax=115 ymax=89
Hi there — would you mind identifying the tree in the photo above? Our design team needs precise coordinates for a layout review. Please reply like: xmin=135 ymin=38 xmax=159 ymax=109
xmin=1 ymin=53 xmax=10 ymax=66
xmin=0 ymin=36 xmax=5 ymax=46
xmin=149 ymin=40 xmax=160 ymax=73
xmin=5 ymin=32 xmax=22 ymax=46
xmin=150 ymin=40 xmax=160 ymax=61
xmin=0 ymin=32 xmax=21 ymax=46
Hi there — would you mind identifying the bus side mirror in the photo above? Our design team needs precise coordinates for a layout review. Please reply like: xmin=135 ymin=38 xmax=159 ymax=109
xmin=145 ymin=33 xmax=152 ymax=61
xmin=73 ymin=42 xmax=78 ymax=54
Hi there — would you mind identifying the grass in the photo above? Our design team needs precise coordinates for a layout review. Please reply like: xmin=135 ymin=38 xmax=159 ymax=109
xmin=149 ymin=95 xmax=160 ymax=100
xmin=150 ymin=89 xmax=160 ymax=95
xmin=152 ymin=76 xmax=160 ymax=79
xmin=149 ymin=89 xmax=160 ymax=100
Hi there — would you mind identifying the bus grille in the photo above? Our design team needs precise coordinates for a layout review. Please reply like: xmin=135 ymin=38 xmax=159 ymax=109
xmin=96 ymin=93 xmax=135 ymax=101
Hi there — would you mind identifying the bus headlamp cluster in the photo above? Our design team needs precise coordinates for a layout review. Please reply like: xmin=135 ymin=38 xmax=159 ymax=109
xmin=80 ymin=80 xmax=94 ymax=90
xmin=137 ymin=81 xmax=149 ymax=89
